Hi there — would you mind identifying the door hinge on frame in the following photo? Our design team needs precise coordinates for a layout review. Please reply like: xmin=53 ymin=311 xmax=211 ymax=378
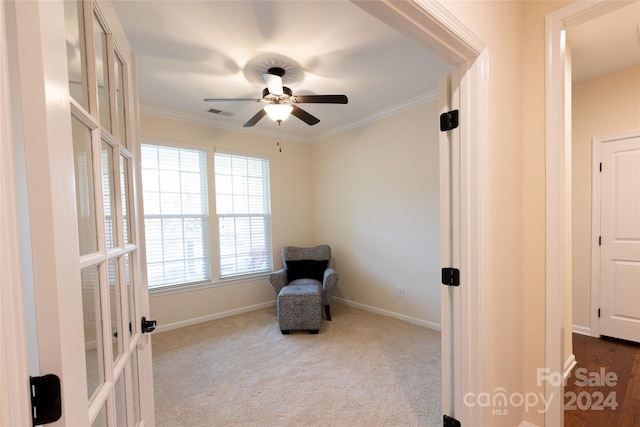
xmin=440 ymin=109 xmax=459 ymax=131
xmin=442 ymin=268 xmax=460 ymax=287
xmin=598 ymin=308 xmax=601 ymax=318
xmin=30 ymin=374 xmax=62 ymax=425
xmin=443 ymin=414 xmax=461 ymax=427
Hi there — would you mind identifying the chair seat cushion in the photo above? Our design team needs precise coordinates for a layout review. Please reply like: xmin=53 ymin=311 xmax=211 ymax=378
xmin=285 ymin=259 xmax=328 ymax=282
xmin=287 ymin=278 xmax=322 ymax=289
xmin=279 ymin=281 xmax=321 ymax=296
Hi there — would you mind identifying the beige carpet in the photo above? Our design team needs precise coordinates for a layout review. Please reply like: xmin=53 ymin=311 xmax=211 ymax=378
xmin=151 ymin=303 xmax=442 ymax=426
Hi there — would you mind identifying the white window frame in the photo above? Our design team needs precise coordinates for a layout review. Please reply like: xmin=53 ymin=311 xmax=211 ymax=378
xmin=141 ymin=139 xmax=273 ymax=294
xmin=213 ymin=147 xmax=272 ymax=279
xmin=141 ymin=142 xmax=210 ymax=289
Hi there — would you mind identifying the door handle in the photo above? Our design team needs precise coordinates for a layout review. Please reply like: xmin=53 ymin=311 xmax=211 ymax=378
xmin=141 ymin=316 xmax=157 ymax=334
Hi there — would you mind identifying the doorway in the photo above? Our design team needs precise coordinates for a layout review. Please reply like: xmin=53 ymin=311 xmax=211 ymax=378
xmin=567 ymin=0 xmax=640 ymax=343
xmin=355 ymin=2 xmax=489 ymax=423
xmin=547 ymin=0 xmax=640 ymax=424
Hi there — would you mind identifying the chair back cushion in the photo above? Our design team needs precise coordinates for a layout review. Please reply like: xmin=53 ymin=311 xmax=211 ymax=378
xmin=282 ymin=245 xmax=331 ymax=284
xmin=285 ymin=259 xmax=328 ymax=282
xmin=282 ymin=245 xmax=331 ymax=263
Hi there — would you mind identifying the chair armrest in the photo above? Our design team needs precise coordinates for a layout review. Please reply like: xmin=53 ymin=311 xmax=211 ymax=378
xmin=269 ymin=268 xmax=288 ymax=295
xmin=322 ymin=268 xmax=339 ymax=305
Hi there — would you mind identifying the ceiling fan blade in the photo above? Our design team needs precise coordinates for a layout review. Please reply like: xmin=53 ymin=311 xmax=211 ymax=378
xmin=263 ymin=73 xmax=284 ymax=96
xmin=204 ymin=98 xmax=262 ymax=102
xmin=293 ymin=94 xmax=348 ymax=104
xmin=291 ymin=105 xmax=320 ymax=126
xmin=243 ymin=109 xmax=267 ymax=127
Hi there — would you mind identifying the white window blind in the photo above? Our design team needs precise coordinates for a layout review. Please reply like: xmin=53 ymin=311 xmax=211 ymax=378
xmin=141 ymin=144 xmax=210 ymax=288
xmin=214 ymin=151 xmax=272 ymax=277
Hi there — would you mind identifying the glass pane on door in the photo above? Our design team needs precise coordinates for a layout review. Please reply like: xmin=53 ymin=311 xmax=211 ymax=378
xmin=114 ymin=53 xmax=127 ymax=147
xmin=71 ymin=117 xmax=98 ymax=255
xmin=114 ymin=372 xmax=127 ymax=426
xmin=101 ymin=142 xmax=117 ymax=249
xmin=64 ymin=0 xmax=89 ymax=109
xmin=81 ymin=265 xmax=103 ymax=400
xmin=124 ymin=252 xmax=136 ymax=337
xmin=91 ymin=404 xmax=107 ymax=427
xmin=130 ymin=350 xmax=141 ymax=424
xmin=93 ymin=13 xmax=111 ymax=132
xmin=108 ymin=258 xmax=123 ymax=362
xmin=120 ymin=155 xmax=131 ymax=245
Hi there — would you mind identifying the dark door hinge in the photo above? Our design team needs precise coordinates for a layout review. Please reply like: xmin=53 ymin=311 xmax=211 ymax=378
xmin=440 ymin=109 xmax=459 ymax=131
xmin=443 ymin=414 xmax=461 ymax=427
xmin=599 ymin=236 xmax=602 ymax=246
xmin=442 ymin=268 xmax=460 ymax=287
xmin=598 ymin=308 xmax=601 ymax=318
xmin=599 ymin=162 xmax=602 ymax=172
xmin=30 ymin=374 xmax=62 ymax=425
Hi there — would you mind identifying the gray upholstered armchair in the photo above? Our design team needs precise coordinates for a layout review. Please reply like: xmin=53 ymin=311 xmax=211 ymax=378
xmin=269 ymin=245 xmax=339 ymax=321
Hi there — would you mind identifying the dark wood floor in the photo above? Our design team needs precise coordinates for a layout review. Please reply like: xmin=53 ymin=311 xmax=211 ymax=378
xmin=564 ymin=333 xmax=640 ymax=427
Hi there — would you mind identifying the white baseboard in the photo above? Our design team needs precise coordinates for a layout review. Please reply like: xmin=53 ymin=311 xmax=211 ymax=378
xmin=572 ymin=324 xmax=591 ymax=336
xmin=519 ymin=421 xmax=539 ymax=427
xmin=333 ymin=297 xmax=441 ymax=331
xmin=153 ymin=298 xmax=441 ymax=334
xmin=564 ymin=353 xmax=577 ymax=380
xmin=154 ymin=300 xmax=276 ymax=333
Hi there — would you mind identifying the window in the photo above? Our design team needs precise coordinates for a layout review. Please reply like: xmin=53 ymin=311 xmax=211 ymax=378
xmin=141 ymin=144 xmax=209 ymax=288
xmin=214 ymin=151 xmax=272 ymax=278
xmin=140 ymin=143 xmax=272 ymax=289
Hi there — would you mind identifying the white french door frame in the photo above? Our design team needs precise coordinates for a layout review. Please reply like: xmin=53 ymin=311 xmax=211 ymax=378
xmin=352 ymin=1 xmax=489 ymax=424
xmin=545 ymin=1 xmax=632 ymax=425
xmin=10 ymin=1 xmax=89 ymax=424
xmin=4 ymin=0 xmax=155 ymax=425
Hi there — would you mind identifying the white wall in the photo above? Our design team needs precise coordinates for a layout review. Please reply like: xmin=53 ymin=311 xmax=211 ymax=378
xmin=572 ymin=64 xmax=640 ymax=331
xmin=140 ymin=114 xmax=314 ymax=329
xmin=310 ymin=100 xmax=441 ymax=327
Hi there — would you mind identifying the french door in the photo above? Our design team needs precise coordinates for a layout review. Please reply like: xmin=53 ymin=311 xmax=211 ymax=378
xmin=9 ymin=0 xmax=154 ymax=425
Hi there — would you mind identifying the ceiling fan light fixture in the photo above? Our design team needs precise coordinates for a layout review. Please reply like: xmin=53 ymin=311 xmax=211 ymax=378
xmin=264 ymin=103 xmax=293 ymax=123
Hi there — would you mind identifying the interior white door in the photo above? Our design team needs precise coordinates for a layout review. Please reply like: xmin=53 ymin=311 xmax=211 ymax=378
xmin=11 ymin=0 xmax=155 ymax=425
xmin=599 ymin=135 xmax=640 ymax=342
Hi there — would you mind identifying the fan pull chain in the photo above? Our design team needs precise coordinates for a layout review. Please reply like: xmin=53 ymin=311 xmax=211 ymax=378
xmin=276 ymin=122 xmax=282 ymax=152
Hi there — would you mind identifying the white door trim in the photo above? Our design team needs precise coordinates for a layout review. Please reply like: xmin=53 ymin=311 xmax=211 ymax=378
xmin=590 ymin=130 xmax=640 ymax=339
xmin=0 ymin=1 xmax=32 ymax=424
xmin=545 ymin=1 xmax=632 ymax=424
xmin=352 ymin=1 xmax=489 ymax=424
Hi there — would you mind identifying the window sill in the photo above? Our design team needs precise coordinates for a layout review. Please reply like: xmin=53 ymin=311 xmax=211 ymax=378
xmin=148 ymin=272 xmax=271 ymax=297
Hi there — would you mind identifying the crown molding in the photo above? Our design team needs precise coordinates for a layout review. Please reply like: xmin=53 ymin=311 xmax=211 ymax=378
xmin=138 ymin=104 xmax=308 ymax=144
xmin=308 ymin=89 xmax=439 ymax=142
xmin=140 ymin=88 xmax=439 ymax=144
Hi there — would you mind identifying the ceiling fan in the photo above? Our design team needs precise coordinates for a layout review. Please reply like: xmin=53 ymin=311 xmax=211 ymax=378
xmin=204 ymin=67 xmax=348 ymax=128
